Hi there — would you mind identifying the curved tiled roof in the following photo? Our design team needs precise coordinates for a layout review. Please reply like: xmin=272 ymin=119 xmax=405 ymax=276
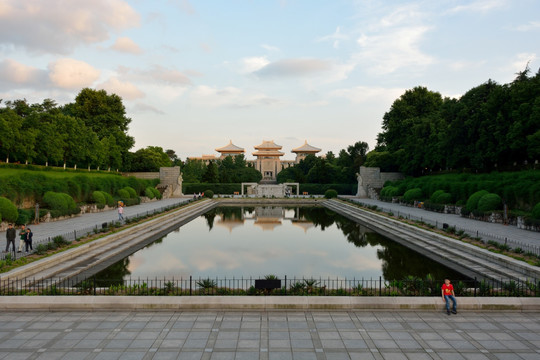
xmin=254 ymin=140 xmax=282 ymax=150
xmin=215 ymin=140 xmax=245 ymax=153
xmin=291 ymin=140 xmax=321 ymax=153
xmin=252 ymin=150 xmax=285 ymax=157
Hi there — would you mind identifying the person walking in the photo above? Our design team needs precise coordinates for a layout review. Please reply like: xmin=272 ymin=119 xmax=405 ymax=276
xmin=25 ymin=228 xmax=33 ymax=252
xmin=18 ymin=225 xmax=26 ymax=253
xmin=442 ymin=278 xmax=457 ymax=315
xmin=118 ymin=204 xmax=124 ymax=221
xmin=5 ymin=224 xmax=16 ymax=252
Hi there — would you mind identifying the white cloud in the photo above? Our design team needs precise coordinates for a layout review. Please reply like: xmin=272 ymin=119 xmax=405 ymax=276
xmin=0 ymin=0 xmax=140 ymax=54
xmin=98 ymin=77 xmax=145 ymax=100
xmin=48 ymin=58 xmax=100 ymax=89
xmin=0 ymin=59 xmax=45 ymax=86
xmin=510 ymin=53 xmax=537 ymax=73
xmin=241 ymin=56 xmax=270 ymax=73
xmin=130 ymin=102 xmax=165 ymax=115
xmin=255 ymin=58 xmax=332 ymax=77
xmin=330 ymin=86 xmax=405 ymax=104
xmin=512 ymin=21 xmax=540 ymax=32
xmin=111 ymin=37 xmax=143 ymax=54
xmin=317 ymin=27 xmax=348 ymax=49
xmin=448 ymin=0 xmax=506 ymax=14
xmin=118 ymin=65 xmax=192 ymax=85
xmin=261 ymin=44 xmax=280 ymax=52
xmin=189 ymin=85 xmax=281 ymax=108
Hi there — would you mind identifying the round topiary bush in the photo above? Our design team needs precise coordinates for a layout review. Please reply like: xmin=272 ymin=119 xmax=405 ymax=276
xmin=324 ymin=189 xmax=338 ymax=199
xmin=103 ymin=192 xmax=115 ymax=207
xmin=532 ymin=202 xmax=540 ymax=219
xmin=151 ymin=187 xmax=162 ymax=199
xmin=92 ymin=191 xmax=106 ymax=209
xmin=0 ymin=196 xmax=18 ymax=223
xmin=123 ymin=186 xmax=137 ymax=198
xmin=430 ymin=190 xmax=445 ymax=203
xmin=117 ymin=188 xmax=130 ymax=199
xmin=403 ymin=188 xmax=423 ymax=202
xmin=204 ymin=190 xmax=214 ymax=198
xmin=477 ymin=193 xmax=502 ymax=213
xmin=381 ymin=186 xmax=400 ymax=197
xmin=436 ymin=192 xmax=453 ymax=204
xmin=466 ymin=190 xmax=489 ymax=211
xmin=42 ymin=191 xmax=79 ymax=217
xmin=144 ymin=187 xmax=155 ymax=199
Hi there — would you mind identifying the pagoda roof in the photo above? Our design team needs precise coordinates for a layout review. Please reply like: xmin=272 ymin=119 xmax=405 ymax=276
xmin=254 ymin=140 xmax=282 ymax=150
xmin=215 ymin=140 xmax=245 ymax=153
xmin=252 ymin=150 xmax=285 ymax=157
xmin=292 ymin=140 xmax=321 ymax=153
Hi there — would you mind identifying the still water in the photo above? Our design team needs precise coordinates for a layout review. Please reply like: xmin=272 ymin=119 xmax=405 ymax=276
xmin=95 ymin=206 xmax=467 ymax=281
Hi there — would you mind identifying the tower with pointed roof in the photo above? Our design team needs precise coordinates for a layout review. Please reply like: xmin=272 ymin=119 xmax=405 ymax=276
xmin=252 ymin=140 xmax=285 ymax=182
xmin=291 ymin=140 xmax=322 ymax=162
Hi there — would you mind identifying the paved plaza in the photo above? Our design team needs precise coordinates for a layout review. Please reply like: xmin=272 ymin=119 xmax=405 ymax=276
xmin=0 ymin=310 xmax=539 ymax=360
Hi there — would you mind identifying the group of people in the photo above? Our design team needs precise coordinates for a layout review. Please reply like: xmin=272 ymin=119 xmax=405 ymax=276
xmin=5 ymin=224 xmax=33 ymax=253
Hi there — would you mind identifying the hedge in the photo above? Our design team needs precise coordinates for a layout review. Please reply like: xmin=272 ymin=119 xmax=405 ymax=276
xmin=466 ymin=190 xmax=489 ymax=211
xmin=92 ymin=191 xmax=106 ymax=209
xmin=532 ymin=203 xmax=540 ymax=219
xmin=150 ymin=187 xmax=161 ymax=199
xmin=117 ymin=189 xmax=130 ymax=199
xmin=123 ymin=186 xmax=137 ymax=198
xmin=299 ymin=184 xmax=356 ymax=195
xmin=477 ymin=193 xmax=502 ymax=212
xmin=145 ymin=187 xmax=155 ymax=199
xmin=324 ymin=189 xmax=338 ymax=199
xmin=0 ymin=196 xmax=18 ymax=222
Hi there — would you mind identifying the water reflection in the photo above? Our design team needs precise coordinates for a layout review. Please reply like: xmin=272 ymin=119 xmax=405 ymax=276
xmin=94 ymin=206 xmax=468 ymax=284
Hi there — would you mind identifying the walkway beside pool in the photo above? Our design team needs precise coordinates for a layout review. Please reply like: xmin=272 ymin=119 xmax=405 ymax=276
xmin=0 ymin=308 xmax=539 ymax=360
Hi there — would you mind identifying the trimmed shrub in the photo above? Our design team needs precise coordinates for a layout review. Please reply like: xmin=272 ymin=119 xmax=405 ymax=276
xmin=403 ymin=188 xmax=423 ymax=202
xmin=0 ymin=196 xmax=18 ymax=222
xmin=16 ymin=209 xmax=33 ymax=225
xmin=204 ymin=190 xmax=214 ymax=198
xmin=430 ymin=190 xmax=445 ymax=203
xmin=117 ymin=188 xmax=130 ymax=199
xmin=466 ymin=190 xmax=489 ymax=211
xmin=532 ymin=202 xmax=540 ymax=219
xmin=123 ymin=186 xmax=137 ymax=198
xmin=102 ymin=192 xmax=115 ymax=207
xmin=150 ymin=187 xmax=161 ymax=199
xmin=144 ymin=187 xmax=155 ymax=199
xmin=477 ymin=193 xmax=502 ymax=212
xmin=437 ymin=192 xmax=453 ymax=204
xmin=324 ymin=189 xmax=338 ymax=199
xmin=381 ymin=186 xmax=400 ymax=197
xmin=92 ymin=191 xmax=106 ymax=209
xmin=42 ymin=191 xmax=79 ymax=217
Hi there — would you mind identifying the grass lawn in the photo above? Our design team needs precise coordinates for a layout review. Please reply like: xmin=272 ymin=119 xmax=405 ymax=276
xmin=0 ymin=165 xmax=123 ymax=178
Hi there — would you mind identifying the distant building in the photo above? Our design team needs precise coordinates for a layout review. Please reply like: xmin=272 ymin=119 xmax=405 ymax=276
xmin=191 ymin=139 xmax=322 ymax=181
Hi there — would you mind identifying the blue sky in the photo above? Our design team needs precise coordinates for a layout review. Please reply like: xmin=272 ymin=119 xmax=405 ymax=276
xmin=1 ymin=0 xmax=539 ymax=160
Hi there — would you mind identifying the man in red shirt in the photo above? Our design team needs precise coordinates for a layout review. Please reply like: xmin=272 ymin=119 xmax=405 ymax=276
xmin=441 ymin=279 xmax=457 ymax=315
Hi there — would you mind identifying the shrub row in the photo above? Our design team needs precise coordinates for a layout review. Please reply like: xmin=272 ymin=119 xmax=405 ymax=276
xmin=144 ymin=187 xmax=161 ymax=199
xmin=42 ymin=191 xmax=80 ymax=218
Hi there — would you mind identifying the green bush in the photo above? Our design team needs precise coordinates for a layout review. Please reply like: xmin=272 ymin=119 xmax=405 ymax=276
xmin=42 ymin=191 xmax=79 ymax=217
xmin=123 ymin=186 xmax=137 ymax=198
xmin=477 ymin=193 xmax=502 ymax=212
xmin=324 ymin=189 xmax=338 ymax=199
xmin=204 ymin=190 xmax=214 ymax=198
xmin=92 ymin=191 xmax=106 ymax=209
xmin=150 ymin=187 xmax=161 ymax=199
xmin=437 ymin=192 xmax=453 ymax=204
xmin=117 ymin=188 xmax=130 ymax=199
xmin=403 ymin=188 xmax=423 ymax=202
xmin=0 ymin=196 xmax=18 ymax=222
xmin=532 ymin=202 xmax=540 ymax=219
xmin=430 ymin=190 xmax=445 ymax=203
xmin=144 ymin=187 xmax=155 ymax=199
xmin=16 ymin=209 xmax=33 ymax=225
xmin=102 ymin=192 xmax=114 ymax=207
xmin=466 ymin=190 xmax=489 ymax=211
xmin=381 ymin=186 xmax=400 ymax=197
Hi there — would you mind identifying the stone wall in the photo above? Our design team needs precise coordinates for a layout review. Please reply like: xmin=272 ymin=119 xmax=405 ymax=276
xmin=357 ymin=166 xmax=404 ymax=198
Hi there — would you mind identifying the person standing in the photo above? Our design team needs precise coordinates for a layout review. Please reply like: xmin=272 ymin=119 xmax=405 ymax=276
xmin=25 ymin=228 xmax=33 ymax=252
xmin=18 ymin=225 xmax=26 ymax=253
xmin=5 ymin=224 xmax=16 ymax=252
xmin=442 ymin=278 xmax=457 ymax=315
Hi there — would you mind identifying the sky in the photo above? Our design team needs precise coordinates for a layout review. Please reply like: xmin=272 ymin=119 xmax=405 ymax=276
xmin=1 ymin=0 xmax=539 ymax=161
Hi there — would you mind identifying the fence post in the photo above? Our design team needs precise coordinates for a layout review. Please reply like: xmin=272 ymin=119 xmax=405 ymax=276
xmin=474 ymin=277 xmax=477 ymax=297
xmin=284 ymin=275 xmax=287 ymax=295
xmin=379 ymin=276 xmax=382 ymax=296
xmin=190 ymin=275 xmax=192 ymax=296
xmin=74 ymin=230 xmax=76 ymax=240
xmin=93 ymin=275 xmax=96 ymax=296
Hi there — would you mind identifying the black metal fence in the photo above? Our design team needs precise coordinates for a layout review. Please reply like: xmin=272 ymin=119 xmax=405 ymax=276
xmin=1 ymin=199 xmax=192 ymax=261
xmin=0 ymin=276 xmax=538 ymax=297
xmin=345 ymin=199 xmax=540 ymax=257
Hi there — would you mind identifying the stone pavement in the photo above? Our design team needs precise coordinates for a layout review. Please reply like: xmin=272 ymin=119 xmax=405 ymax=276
xmin=0 ymin=310 xmax=539 ymax=360
xmin=343 ymin=197 xmax=540 ymax=250
xmin=0 ymin=198 xmax=191 ymax=247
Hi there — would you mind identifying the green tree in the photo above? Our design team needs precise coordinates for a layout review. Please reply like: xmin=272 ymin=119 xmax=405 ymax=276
xmin=131 ymin=146 xmax=172 ymax=172
xmin=202 ymin=161 xmax=219 ymax=183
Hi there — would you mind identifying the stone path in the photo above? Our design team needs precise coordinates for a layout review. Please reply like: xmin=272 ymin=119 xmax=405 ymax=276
xmin=0 ymin=310 xmax=538 ymax=360
xmin=343 ymin=197 xmax=540 ymax=252
xmin=0 ymin=198 xmax=191 ymax=250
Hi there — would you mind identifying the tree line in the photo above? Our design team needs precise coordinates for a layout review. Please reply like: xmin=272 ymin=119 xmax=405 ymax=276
xmin=0 ymin=88 xmax=174 ymax=172
xmin=366 ymin=67 xmax=540 ymax=175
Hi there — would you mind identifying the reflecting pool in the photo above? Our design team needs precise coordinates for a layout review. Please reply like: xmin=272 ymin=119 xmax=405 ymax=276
xmin=95 ymin=206 xmax=468 ymax=281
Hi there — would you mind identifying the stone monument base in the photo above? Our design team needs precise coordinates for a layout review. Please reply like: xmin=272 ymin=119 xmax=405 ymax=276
xmin=241 ymin=182 xmax=300 ymax=197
